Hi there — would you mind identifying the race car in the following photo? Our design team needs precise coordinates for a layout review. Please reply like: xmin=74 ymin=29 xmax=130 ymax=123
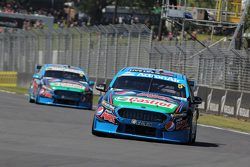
xmin=28 ymin=64 xmax=94 ymax=109
xmin=92 ymin=67 xmax=202 ymax=144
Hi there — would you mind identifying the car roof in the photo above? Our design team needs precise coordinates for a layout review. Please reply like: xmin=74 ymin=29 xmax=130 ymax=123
xmin=117 ymin=67 xmax=186 ymax=81
xmin=43 ymin=64 xmax=84 ymax=72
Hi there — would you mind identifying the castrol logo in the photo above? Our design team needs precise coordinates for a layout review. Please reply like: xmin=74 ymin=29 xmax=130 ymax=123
xmin=115 ymin=96 xmax=177 ymax=109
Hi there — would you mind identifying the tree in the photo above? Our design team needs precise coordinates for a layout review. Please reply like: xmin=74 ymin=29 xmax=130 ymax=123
xmin=244 ymin=5 xmax=250 ymax=32
xmin=77 ymin=0 xmax=156 ymax=24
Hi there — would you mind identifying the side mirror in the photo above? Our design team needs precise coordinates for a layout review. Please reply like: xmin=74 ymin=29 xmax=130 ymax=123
xmin=88 ymin=81 xmax=95 ymax=87
xmin=96 ymin=84 xmax=107 ymax=92
xmin=33 ymin=74 xmax=41 ymax=79
xmin=193 ymin=96 xmax=202 ymax=105
xmin=35 ymin=64 xmax=42 ymax=73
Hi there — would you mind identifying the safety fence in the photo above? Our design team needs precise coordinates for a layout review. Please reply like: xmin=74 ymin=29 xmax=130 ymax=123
xmin=0 ymin=24 xmax=152 ymax=85
xmin=149 ymin=39 xmax=250 ymax=92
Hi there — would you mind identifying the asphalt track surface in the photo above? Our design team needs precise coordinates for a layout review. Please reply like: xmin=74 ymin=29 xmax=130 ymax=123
xmin=0 ymin=92 xmax=250 ymax=167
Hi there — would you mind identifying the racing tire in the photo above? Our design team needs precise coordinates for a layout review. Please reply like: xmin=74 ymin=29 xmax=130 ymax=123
xmin=29 ymin=95 xmax=35 ymax=103
xmin=187 ymin=113 xmax=197 ymax=145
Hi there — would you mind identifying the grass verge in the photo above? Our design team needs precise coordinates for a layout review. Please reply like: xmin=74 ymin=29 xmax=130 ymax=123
xmin=198 ymin=113 xmax=250 ymax=133
xmin=1 ymin=86 xmax=250 ymax=133
xmin=0 ymin=86 xmax=100 ymax=105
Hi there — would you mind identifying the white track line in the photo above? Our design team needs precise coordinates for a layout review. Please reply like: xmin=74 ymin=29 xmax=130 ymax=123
xmin=0 ymin=90 xmax=16 ymax=94
xmin=198 ymin=124 xmax=250 ymax=136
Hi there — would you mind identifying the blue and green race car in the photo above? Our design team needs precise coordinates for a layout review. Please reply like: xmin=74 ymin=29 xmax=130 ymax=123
xmin=28 ymin=64 xmax=94 ymax=109
xmin=92 ymin=67 xmax=202 ymax=144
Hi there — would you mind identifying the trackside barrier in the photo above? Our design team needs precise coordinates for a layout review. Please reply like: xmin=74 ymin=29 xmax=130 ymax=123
xmin=238 ymin=93 xmax=250 ymax=118
xmin=206 ymin=88 xmax=226 ymax=114
xmin=196 ymin=86 xmax=211 ymax=111
xmin=197 ymin=86 xmax=250 ymax=119
xmin=222 ymin=90 xmax=242 ymax=117
xmin=0 ymin=71 xmax=17 ymax=87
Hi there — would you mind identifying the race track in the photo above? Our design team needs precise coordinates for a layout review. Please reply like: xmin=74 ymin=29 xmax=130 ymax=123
xmin=0 ymin=92 xmax=249 ymax=167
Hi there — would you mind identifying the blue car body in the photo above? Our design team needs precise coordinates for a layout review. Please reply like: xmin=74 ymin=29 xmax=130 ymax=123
xmin=92 ymin=67 xmax=201 ymax=144
xmin=28 ymin=64 xmax=93 ymax=109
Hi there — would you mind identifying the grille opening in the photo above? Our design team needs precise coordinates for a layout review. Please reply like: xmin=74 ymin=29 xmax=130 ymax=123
xmin=54 ymin=99 xmax=78 ymax=106
xmin=120 ymin=124 xmax=157 ymax=137
xmin=54 ymin=90 xmax=82 ymax=99
xmin=118 ymin=109 xmax=167 ymax=123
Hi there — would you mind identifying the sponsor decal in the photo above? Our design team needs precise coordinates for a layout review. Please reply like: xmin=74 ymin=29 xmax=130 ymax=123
xmin=175 ymin=119 xmax=189 ymax=130
xmin=100 ymin=111 xmax=116 ymax=124
xmin=51 ymin=82 xmax=85 ymax=89
xmin=115 ymin=91 xmax=136 ymax=96
xmin=120 ymin=72 xmax=135 ymax=76
xmin=46 ymin=67 xmax=85 ymax=75
xmin=136 ymin=73 xmax=180 ymax=82
xmin=39 ymin=89 xmax=52 ymax=98
xmin=96 ymin=106 xmax=104 ymax=116
xmin=129 ymin=69 xmax=174 ymax=77
xmin=131 ymin=119 xmax=153 ymax=127
xmin=165 ymin=121 xmax=175 ymax=131
xmin=115 ymin=96 xmax=177 ymax=109
xmin=137 ymin=93 xmax=175 ymax=102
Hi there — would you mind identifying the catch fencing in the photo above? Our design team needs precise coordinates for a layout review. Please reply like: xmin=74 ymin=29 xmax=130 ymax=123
xmin=0 ymin=24 xmax=152 ymax=85
xmin=150 ymin=39 xmax=250 ymax=119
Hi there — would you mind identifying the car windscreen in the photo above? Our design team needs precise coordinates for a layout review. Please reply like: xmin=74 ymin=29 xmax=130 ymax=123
xmin=44 ymin=70 xmax=86 ymax=82
xmin=112 ymin=76 xmax=186 ymax=98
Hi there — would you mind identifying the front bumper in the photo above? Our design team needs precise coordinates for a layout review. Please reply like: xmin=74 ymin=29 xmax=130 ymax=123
xmin=37 ymin=95 xmax=92 ymax=109
xmin=92 ymin=116 xmax=190 ymax=143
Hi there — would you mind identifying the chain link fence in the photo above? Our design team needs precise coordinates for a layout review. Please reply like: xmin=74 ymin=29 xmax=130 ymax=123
xmin=0 ymin=24 xmax=152 ymax=86
xmin=150 ymin=39 xmax=250 ymax=93
xmin=0 ymin=24 xmax=250 ymax=93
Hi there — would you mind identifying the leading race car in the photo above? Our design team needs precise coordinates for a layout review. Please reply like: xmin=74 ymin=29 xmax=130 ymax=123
xmin=28 ymin=64 xmax=94 ymax=109
xmin=92 ymin=67 xmax=202 ymax=144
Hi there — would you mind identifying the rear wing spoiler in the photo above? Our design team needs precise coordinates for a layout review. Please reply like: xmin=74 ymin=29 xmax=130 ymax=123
xmin=35 ymin=64 xmax=42 ymax=73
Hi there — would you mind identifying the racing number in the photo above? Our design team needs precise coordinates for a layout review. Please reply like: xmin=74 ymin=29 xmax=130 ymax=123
xmin=178 ymin=84 xmax=184 ymax=89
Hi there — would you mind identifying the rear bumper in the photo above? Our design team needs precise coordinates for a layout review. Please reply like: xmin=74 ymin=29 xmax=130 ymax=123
xmin=37 ymin=96 xmax=92 ymax=109
xmin=92 ymin=116 xmax=190 ymax=143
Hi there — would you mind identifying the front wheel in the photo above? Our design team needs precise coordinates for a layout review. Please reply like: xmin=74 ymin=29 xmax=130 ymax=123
xmin=187 ymin=112 xmax=197 ymax=144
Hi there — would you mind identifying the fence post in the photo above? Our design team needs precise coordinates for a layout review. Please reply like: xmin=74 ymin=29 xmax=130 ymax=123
xmin=136 ymin=32 xmax=141 ymax=66
xmin=104 ymin=31 xmax=108 ymax=83
xmin=113 ymin=29 xmax=118 ymax=74
xmin=125 ymin=31 xmax=131 ymax=67
xmin=236 ymin=92 xmax=243 ymax=118
xmin=95 ymin=31 xmax=102 ymax=83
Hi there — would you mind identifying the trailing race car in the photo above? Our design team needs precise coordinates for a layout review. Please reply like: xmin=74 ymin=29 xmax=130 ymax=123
xmin=92 ymin=67 xmax=202 ymax=144
xmin=28 ymin=64 xmax=94 ymax=109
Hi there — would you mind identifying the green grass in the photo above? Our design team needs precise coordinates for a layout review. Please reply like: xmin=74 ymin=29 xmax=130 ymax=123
xmin=0 ymin=86 xmax=28 ymax=94
xmin=0 ymin=86 xmax=100 ymax=105
xmin=1 ymin=86 xmax=250 ymax=133
xmin=198 ymin=113 xmax=250 ymax=133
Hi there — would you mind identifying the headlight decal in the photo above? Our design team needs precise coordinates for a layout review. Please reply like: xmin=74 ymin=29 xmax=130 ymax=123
xmin=101 ymin=100 xmax=115 ymax=111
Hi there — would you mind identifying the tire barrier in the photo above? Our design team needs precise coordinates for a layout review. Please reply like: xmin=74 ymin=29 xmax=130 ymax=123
xmin=0 ymin=71 xmax=17 ymax=87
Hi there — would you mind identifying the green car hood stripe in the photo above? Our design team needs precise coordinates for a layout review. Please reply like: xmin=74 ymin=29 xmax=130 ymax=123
xmin=50 ymin=82 xmax=85 ymax=92
xmin=113 ymin=96 xmax=178 ymax=114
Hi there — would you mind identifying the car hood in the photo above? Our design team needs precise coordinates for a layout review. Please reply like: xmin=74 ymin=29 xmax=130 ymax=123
xmin=42 ymin=78 xmax=89 ymax=92
xmin=105 ymin=90 xmax=188 ymax=114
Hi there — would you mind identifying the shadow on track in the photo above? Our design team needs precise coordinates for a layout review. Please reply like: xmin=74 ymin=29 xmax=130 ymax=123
xmin=187 ymin=141 xmax=220 ymax=147
xmin=92 ymin=132 xmax=221 ymax=148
